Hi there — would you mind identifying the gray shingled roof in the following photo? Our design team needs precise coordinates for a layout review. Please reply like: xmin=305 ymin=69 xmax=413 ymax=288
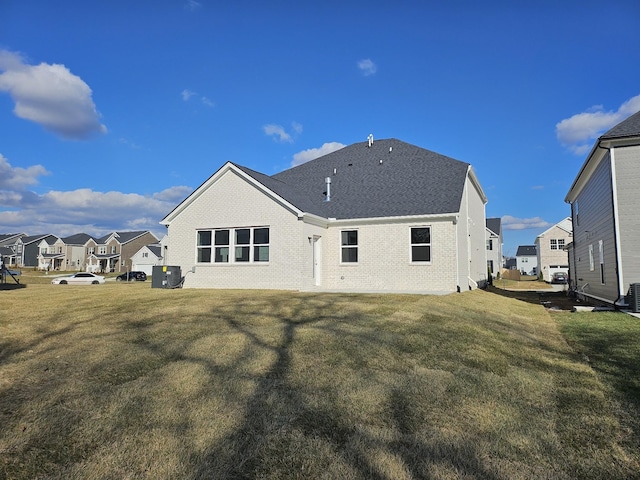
xmin=486 ymin=217 xmax=501 ymax=236
xmin=601 ymin=110 xmax=640 ymax=139
xmin=62 ymin=233 xmax=97 ymax=245
xmin=147 ymin=245 xmax=162 ymax=258
xmin=516 ymin=245 xmax=537 ymax=256
xmin=261 ymin=138 xmax=470 ymax=220
xmin=96 ymin=231 xmax=152 ymax=244
xmin=20 ymin=234 xmax=57 ymax=245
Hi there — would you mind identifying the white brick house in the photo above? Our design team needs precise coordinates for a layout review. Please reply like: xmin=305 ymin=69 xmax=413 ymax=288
xmin=161 ymin=138 xmax=488 ymax=293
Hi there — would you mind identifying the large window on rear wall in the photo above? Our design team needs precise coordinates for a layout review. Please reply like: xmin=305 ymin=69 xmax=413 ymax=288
xmin=197 ymin=227 xmax=269 ymax=264
xmin=411 ymin=227 xmax=431 ymax=262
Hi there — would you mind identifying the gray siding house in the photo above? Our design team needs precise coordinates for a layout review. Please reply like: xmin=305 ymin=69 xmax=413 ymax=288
xmin=162 ymin=138 xmax=489 ymax=293
xmin=486 ymin=218 xmax=503 ymax=279
xmin=565 ymin=110 xmax=640 ymax=306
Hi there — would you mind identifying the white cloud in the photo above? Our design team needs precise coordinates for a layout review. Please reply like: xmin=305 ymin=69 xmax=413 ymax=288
xmin=181 ymin=89 xmax=214 ymax=107
xmin=501 ymin=215 xmax=551 ymax=231
xmin=291 ymin=142 xmax=346 ymax=167
xmin=181 ymin=89 xmax=196 ymax=101
xmin=0 ymin=50 xmax=107 ymax=140
xmin=531 ymin=185 xmax=544 ymax=190
xmin=153 ymin=185 xmax=193 ymax=202
xmin=0 ymin=153 xmax=50 ymax=190
xmin=556 ymin=94 xmax=640 ymax=154
xmin=185 ymin=0 xmax=202 ymax=11
xmin=0 ymin=154 xmax=190 ymax=238
xmin=0 ymin=186 xmax=189 ymax=239
xmin=357 ymin=58 xmax=377 ymax=76
xmin=263 ymin=122 xmax=303 ymax=143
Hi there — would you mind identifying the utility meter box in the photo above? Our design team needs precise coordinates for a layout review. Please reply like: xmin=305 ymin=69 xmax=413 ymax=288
xmin=151 ymin=265 xmax=182 ymax=289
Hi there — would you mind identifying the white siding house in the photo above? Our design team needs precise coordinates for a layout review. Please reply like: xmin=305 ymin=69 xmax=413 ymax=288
xmin=565 ymin=110 xmax=640 ymax=307
xmin=516 ymin=245 xmax=537 ymax=276
xmin=131 ymin=245 xmax=163 ymax=275
xmin=161 ymin=138 xmax=488 ymax=293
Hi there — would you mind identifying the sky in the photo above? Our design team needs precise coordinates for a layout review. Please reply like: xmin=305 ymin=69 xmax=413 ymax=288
xmin=1 ymin=1 xmax=639 ymax=256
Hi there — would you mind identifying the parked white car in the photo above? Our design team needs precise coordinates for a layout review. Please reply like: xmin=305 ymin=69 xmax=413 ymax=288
xmin=51 ymin=272 xmax=105 ymax=285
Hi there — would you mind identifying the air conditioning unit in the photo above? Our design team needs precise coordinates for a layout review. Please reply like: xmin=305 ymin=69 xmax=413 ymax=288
xmin=629 ymin=283 xmax=640 ymax=313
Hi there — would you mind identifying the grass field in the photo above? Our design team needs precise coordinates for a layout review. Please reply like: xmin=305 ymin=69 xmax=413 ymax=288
xmin=1 ymin=278 xmax=639 ymax=479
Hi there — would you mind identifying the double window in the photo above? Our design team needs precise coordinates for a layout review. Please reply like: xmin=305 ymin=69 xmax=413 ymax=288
xmin=550 ymin=239 xmax=565 ymax=250
xmin=197 ymin=227 xmax=269 ymax=264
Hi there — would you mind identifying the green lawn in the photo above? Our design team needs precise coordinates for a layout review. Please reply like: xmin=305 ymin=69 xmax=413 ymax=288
xmin=1 ymin=282 xmax=638 ymax=479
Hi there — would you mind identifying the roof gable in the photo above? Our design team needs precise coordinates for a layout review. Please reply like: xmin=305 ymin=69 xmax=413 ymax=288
xmin=537 ymin=217 xmax=572 ymax=238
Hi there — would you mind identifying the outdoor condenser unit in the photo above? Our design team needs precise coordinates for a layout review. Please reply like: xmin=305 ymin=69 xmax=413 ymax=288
xmin=629 ymin=283 xmax=640 ymax=313
xmin=151 ymin=265 xmax=182 ymax=289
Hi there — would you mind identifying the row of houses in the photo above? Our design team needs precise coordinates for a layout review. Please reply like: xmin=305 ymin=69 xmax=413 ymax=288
xmin=0 ymin=231 xmax=163 ymax=274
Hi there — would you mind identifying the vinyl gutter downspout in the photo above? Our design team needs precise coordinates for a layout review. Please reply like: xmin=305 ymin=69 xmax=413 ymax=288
xmin=608 ymin=146 xmax=626 ymax=305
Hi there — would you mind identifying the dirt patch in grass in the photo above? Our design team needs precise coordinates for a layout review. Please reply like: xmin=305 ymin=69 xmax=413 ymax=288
xmin=488 ymin=284 xmax=587 ymax=312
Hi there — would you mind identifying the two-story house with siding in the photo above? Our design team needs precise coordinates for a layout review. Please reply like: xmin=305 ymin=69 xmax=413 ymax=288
xmin=565 ymin=110 xmax=640 ymax=307
xmin=486 ymin=218 xmax=503 ymax=279
xmin=18 ymin=234 xmax=59 ymax=267
xmin=86 ymin=231 xmax=159 ymax=273
xmin=515 ymin=245 xmax=537 ymax=276
xmin=535 ymin=217 xmax=572 ymax=282
xmin=161 ymin=137 xmax=488 ymax=293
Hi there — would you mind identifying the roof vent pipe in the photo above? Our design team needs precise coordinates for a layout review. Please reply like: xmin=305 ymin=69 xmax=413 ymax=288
xmin=367 ymin=133 xmax=373 ymax=147
xmin=324 ymin=176 xmax=331 ymax=202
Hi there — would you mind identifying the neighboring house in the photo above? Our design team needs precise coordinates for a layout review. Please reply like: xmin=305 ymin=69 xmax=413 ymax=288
xmin=565 ymin=110 xmax=640 ymax=307
xmin=86 ymin=231 xmax=159 ymax=273
xmin=485 ymin=217 xmax=503 ymax=279
xmin=535 ymin=217 xmax=572 ymax=282
xmin=0 ymin=233 xmax=27 ymax=265
xmin=37 ymin=236 xmax=64 ymax=270
xmin=60 ymin=233 xmax=98 ymax=271
xmin=504 ymin=257 xmax=517 ymax=270
xmin=161 ymin=137 xmax=488 ymax=293
xmin=516 ymin=245 xmax=537 ymax=275
xmin=17 ymin=234 xmax=58 ymax=267
xmin=131 ymin=244 xmax=163 ymax=275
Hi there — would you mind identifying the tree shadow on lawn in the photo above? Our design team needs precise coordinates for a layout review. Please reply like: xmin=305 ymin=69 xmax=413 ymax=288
xmin=191 ymin=295 xmax=504 ymax=480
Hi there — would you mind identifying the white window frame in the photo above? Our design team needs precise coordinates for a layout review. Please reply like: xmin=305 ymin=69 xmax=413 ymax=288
xmin=196 ymin=227 xmax=270 ymax=264
xmin=599 ymin=240 xmax=605 ymax=284
xmin=588 ymin=244 xmax=594 ymax=271
xmin=410 ymin=226 xmax=432 ymax=263
xmin=550 ymin=239 xmax=558 ymax=250
xmin=340 ymin=230 xmax=358 ymax=264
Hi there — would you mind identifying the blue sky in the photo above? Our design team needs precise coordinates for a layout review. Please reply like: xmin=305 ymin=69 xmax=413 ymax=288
xmin=1 ymin=1 xmax=639 ymax=256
